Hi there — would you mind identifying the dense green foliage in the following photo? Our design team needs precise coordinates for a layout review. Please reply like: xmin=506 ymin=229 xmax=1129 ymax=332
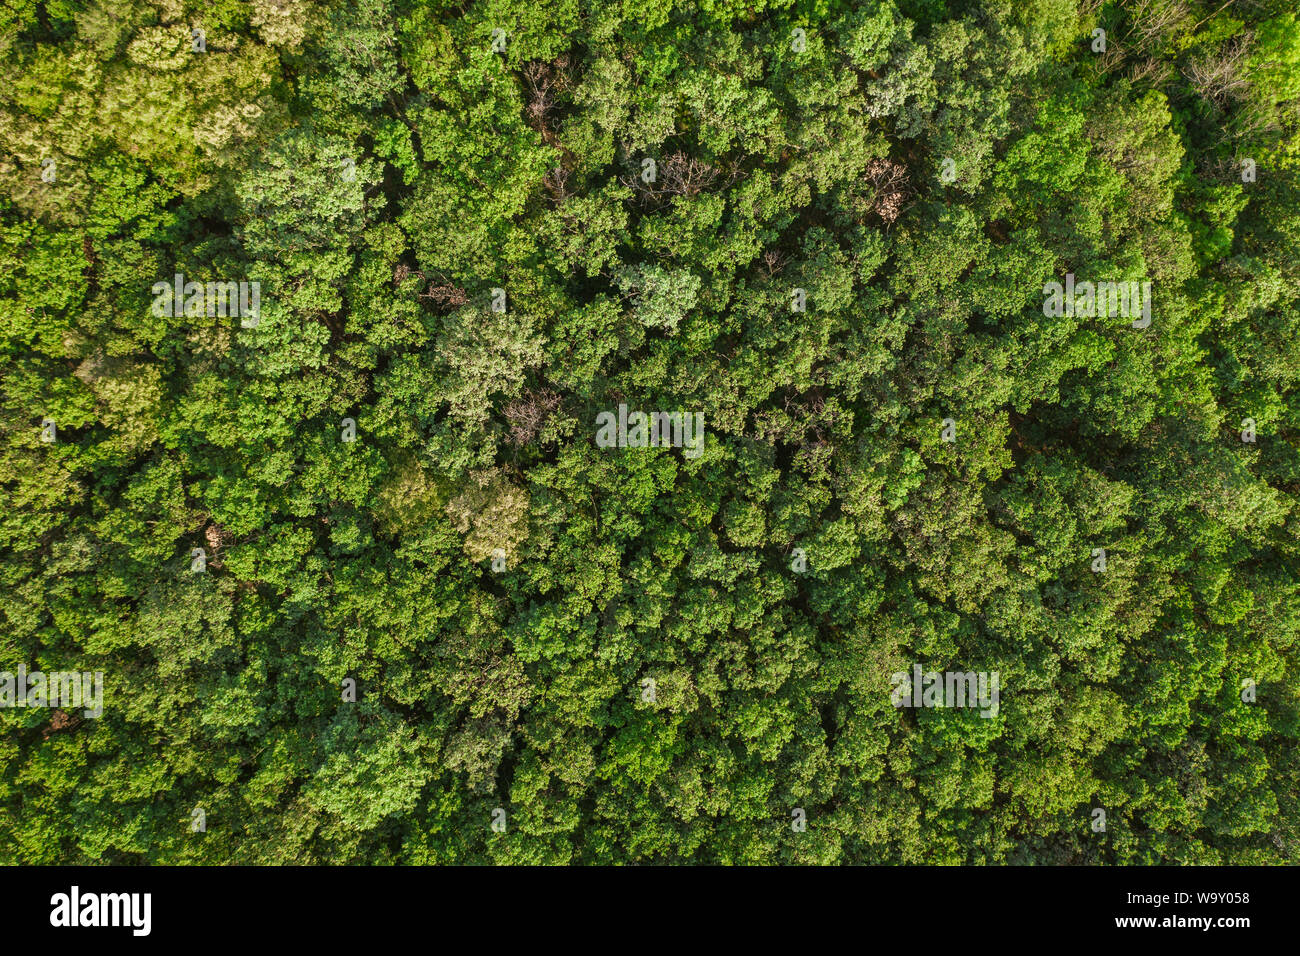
xmin=2 ymin=0 xmax=1299 ymax=864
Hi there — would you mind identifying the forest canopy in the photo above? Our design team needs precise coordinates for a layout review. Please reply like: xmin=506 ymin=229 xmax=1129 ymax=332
xmin=1 ymin=0 xmax=1299 ymax=864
